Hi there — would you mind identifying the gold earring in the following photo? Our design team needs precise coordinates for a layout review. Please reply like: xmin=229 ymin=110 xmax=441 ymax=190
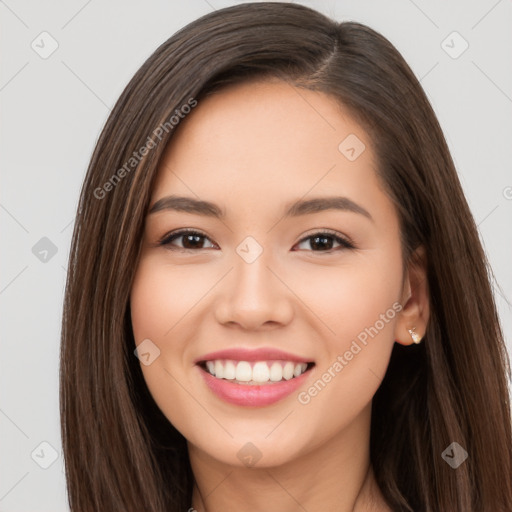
xmin=408 ymin=326 xmax=422 ymax=344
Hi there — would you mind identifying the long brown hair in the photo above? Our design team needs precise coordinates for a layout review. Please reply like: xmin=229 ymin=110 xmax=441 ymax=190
xmin=60 ymin=3 xmax=512 ymax=510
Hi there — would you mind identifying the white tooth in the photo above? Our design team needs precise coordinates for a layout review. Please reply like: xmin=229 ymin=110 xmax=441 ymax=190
xmin=269 ymin=362 xmax=283 ymax=382
xmin=282 ymin=362 xmax=295 ymax=380
xmin=252 ymin=362 xmax=270 ymax=383
xmin=214 ymin=360 xmax=224 ymax=379
xmin=235 ymin=361 xmax=252 ymax=382
xmin=206 ymin=361 xmax=215 ymax=376
xmin=224 ymin=360 xmax=236 ymax=380
xmin=209 ymin=359 xmax=309 ymax=383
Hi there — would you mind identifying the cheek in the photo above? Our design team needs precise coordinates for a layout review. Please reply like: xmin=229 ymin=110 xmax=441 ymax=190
xmin=289 ymin=251 xmax=402 ymax=411
xmin=130 ymin=256 xmax=210 ymax=343
xmin=292 ymin=252 xmax=402 ymax=344
xmin=129 ymin=259 xmax=201 ymax=435
xmin=130 ymin=269 xmax=164 ymax=342
xmin=129 ymin=257 xmax=191 ymax=390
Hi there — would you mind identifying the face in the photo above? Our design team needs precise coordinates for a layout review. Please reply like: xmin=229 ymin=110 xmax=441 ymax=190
xmin=130 ymin=79 xmax=409 ymax=468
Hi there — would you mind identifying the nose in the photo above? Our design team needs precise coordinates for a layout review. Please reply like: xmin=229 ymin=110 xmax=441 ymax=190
xmin=214 ymin=249 xmax=294 ymax=331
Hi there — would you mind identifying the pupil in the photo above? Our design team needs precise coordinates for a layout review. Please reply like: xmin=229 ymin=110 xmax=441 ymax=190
xmin=183 ymin=234 xmax=202 ymax=249
xmin=311 ymin=236 xmax=332 ymax=250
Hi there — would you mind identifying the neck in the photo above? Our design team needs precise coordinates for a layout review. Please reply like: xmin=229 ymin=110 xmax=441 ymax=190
xmin=188 ymin=404 xmax=389 ymax=512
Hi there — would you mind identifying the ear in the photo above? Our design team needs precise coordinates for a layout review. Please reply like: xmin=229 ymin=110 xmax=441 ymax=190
xmin=394 ymin=245 xmax=430 ymax=346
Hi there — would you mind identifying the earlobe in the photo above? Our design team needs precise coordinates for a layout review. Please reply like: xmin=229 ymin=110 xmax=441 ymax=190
xmin=394 ymin=246 xmax=430 ymax=346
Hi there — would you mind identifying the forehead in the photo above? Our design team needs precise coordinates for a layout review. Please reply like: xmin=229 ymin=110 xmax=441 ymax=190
xmin=151 ymin=79 xmax=384 ymax=217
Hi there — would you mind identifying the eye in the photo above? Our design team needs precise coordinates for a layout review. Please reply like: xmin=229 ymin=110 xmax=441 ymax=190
xmin=293 ymin=230 xmax=355 ymax=253
xmin=158 ymin=228 xmax=355 ymax=253
xmin=158 ymin=229 xmax=217 ymax=251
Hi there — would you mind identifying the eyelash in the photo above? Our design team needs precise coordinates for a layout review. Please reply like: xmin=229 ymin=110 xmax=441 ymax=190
xmin=157 ymin=228 xmax=356 ymax=253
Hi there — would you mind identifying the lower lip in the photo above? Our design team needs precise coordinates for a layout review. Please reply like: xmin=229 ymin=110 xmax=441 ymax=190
xmin=197 ymin=365 xmax=313 ymax=407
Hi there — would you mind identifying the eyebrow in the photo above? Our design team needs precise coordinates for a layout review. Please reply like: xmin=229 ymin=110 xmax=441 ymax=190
xmin=148 ymin=194 xmax=373 ymax=222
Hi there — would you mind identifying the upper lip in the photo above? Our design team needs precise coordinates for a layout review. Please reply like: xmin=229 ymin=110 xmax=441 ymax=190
xmin=194 ymin=347 xmax=313 ymax=364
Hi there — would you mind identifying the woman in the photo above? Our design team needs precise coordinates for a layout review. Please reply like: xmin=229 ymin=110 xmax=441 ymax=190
xmin=60 ymin=2 xmax=512 ymax=511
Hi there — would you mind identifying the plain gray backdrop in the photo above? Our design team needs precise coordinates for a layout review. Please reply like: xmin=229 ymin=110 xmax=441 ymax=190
xmin=1 ymin=1 xmax=511 ymax=510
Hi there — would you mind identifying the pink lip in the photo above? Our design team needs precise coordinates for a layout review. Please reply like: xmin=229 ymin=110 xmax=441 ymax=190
xmin=197 ymin=364 xmax=314 ymax=407
xmin=194 ymin=347 xmax=312 ymax=364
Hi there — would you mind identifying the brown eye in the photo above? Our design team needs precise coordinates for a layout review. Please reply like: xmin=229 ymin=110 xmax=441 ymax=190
xmin=294 ymin=231 xmax=355 ymax=252
xmin=159 ymin=230 xmax=216 ymax=251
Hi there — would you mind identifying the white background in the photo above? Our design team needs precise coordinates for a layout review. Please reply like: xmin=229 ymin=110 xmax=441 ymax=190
xmin=1 ymin=1 xmax=511 ymax=510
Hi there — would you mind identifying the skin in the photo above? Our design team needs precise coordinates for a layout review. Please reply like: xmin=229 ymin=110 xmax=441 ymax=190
xmin=130 ymin=79 xmax=430 ymax=512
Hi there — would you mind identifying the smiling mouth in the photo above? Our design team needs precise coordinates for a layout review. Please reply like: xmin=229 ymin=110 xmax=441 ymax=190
xmin=197 ymin=359 xmax=315 ymax=385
